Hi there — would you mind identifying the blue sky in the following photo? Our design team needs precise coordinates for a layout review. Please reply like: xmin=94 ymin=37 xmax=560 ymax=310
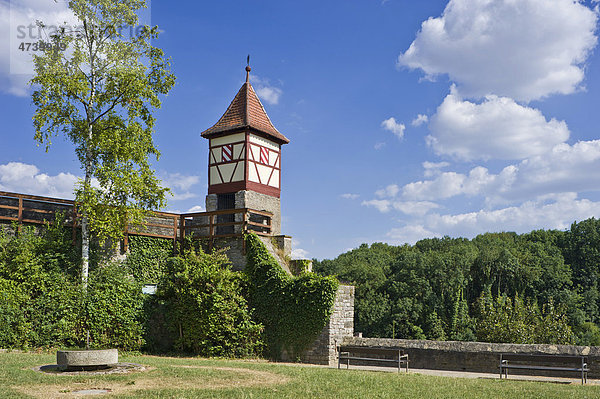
xmin=1 ymin=0 xmax=600 ymax=260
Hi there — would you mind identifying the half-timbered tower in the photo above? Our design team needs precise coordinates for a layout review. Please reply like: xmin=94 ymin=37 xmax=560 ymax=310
xmin=200 ymin=65 xmax=289 ymax=235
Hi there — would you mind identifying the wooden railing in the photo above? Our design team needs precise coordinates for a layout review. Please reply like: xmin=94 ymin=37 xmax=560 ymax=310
xmin=0 ymin=191 xmax=78 ymax=242
xmin=0 ymin=191 xmax=273 ymax=252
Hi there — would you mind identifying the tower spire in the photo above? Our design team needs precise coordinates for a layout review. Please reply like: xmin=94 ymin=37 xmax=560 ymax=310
xmin=245 ymin=54 xmax=251 ymax=83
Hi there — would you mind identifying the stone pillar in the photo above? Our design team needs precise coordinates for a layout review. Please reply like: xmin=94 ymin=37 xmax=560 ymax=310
xmin=301 ymin=285 xmax=355 ymax=365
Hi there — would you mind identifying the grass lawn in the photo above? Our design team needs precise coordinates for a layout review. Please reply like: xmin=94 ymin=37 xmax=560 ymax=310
xmin=1 ymin=352 xmax=600 ymax=398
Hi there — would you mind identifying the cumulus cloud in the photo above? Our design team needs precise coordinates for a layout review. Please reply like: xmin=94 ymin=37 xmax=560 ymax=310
xmin=411 ymin=114 xmax=428 ymax=127
xmin=387 ymin=224 xmax=440 ymax=245
xmin=428 ymin=93 xmax=570 ymax=161
xmin=340 ymin=193 xmax=359 ymax=200
xmin=381 ymin=117 xmax=405 ymax=139
xmin=426 ymin=193 xmax=598 ymax=240
xmin=250 ymin=75 xmax=282 ymax=105
xmin=402 ymin=171 xmax=468 ymax=201
xmin=362 ymin=198 xmax=440 ymax=216
xmin=187 ymin=204 xmax=205 ymax=213
xmin=1 ymin=0 xmax=77 ymax=96
xmin=374 ymin=142 xmax=386 ymax=150
xmin=361 ymin=199 xmax=392 ymax=213
xmin=0 ymin=162 xmax=77 ymax=198
xmin=369 ymin=139 xmax=600 ymax=207
xmin=160 ymin=172 xmax=200 ymax=201
xmin=423 ymin=161 xmax=449 ymax=177
xmin=375 ymin=184 xmax=400 ymax=198
xmin=386 ymin=193 xmax=600 ymax=244
xmin=398 ymin=0 xmax=598 ymax=101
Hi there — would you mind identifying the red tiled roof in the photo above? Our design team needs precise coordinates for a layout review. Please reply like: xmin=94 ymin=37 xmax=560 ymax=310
xmin=201 ymin=82 xmax=290 ymax=144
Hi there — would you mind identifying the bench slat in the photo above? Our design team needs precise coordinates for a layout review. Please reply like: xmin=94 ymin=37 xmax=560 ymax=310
xmin=339 ymin=356 xmax=406 ymax=363
xmin=501 ymin=364 xmax=587 ymax=372
xmin=499 ymin=353 xmax=588 ymax=384
xmin=501 ymin=354 xmax=586 ymax=364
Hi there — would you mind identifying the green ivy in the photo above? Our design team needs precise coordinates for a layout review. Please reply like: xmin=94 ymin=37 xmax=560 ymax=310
xmin=245 ymin=233 xmax=339 ymax=359
xmin=83 ymin=262 xmax=146 ymax=350
xmin=125 ymin=235 xmax=173 ymax=283
xmin=158 ymin=247 xmax=263 ymax=357
xmin=290 ymin=259 xmax=312 ymax=276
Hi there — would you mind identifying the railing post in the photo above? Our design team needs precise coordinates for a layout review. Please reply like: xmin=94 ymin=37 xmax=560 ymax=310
xmin=208 ymin=214 xmax=214 ymax=253
xmin=179 ymin=215 xmax=185 ymax=250
xmin=17 ymin=196 xmax=23 ymax=234
xmin=172 ymin=215 xmax=178 ymax=253
xmin=71 ymin=204 xmax=78 ymax=246
xmin=123 ymin=222 xmax=129 ymax=253
xmin=242 ymin=210 xmax=249 ymax=254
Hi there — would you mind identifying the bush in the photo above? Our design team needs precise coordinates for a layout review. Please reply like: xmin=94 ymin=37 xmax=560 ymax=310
xmin=83 ymin=262 xmax=146 ymax=350
xmin=0 ymin=278 xmax=31 ymax=348
xmin=245 ymin=233 xmax=339 ymax=359
xmin=159 ymin=247 xmax=263 ymax=357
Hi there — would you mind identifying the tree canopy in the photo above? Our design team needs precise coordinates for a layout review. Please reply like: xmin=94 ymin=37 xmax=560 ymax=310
xmin=30 ymin=0 xmax=175 ymax=281
xmin=315 ymin=218 xmax=600 ymax=345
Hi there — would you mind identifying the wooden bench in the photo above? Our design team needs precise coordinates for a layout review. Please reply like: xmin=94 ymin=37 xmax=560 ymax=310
xmin=499 ymin=353 xmax=589 ymax=384
xmin=338 ymin=346 xmax=408 ymax=372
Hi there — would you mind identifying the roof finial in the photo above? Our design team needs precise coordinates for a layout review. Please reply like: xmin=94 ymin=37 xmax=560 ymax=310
xmin=245 ymin=54 xmax=251 ymax=83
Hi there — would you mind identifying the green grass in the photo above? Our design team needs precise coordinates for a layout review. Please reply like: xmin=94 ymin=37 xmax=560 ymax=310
xmin=1 ymin=352 xmax=599 ymax=398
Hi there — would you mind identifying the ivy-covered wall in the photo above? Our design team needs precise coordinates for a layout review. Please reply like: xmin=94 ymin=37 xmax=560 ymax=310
xmin=244 ymin=233 xmax=339 ymax=359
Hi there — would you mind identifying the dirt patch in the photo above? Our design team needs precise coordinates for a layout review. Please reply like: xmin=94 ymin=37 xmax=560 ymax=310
xmin=16 ymin=364 xmax=289 ymax=398
xmin=32 ymin=363 xmax=148 ymax=376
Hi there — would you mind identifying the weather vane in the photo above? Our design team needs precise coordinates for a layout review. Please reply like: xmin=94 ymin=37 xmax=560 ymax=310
xmin=245 ymin=54 xmax=251 ymax=82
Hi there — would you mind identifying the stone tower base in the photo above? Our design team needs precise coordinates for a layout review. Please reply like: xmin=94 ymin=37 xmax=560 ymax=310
xmin=300 ymin=285 xmax=355 ymax=365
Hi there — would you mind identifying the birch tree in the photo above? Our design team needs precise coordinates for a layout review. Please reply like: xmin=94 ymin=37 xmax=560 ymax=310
xmin=30 ymin=0 xmax=175 ymax=284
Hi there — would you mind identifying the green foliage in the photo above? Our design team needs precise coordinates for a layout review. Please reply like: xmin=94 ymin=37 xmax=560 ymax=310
xmin=290 ymin=259 xmax=312 ymax=276
xmin=0 ymin=220 xmax=145 ymax=350
xmin=30 ymin=0 xmax=175 ymax=259
xmin=0 ymin=278 xmax=31 ymax=348
xmin=475 ymin=292 xmax=574 ymax=344
xmin=83 ymin=262 xmax=146 ymax=350
xmin=125 ymin=235 xmax=173 ymax=283
xmin=0 ymin=222 xmax=83 ymax=348
xmin=575 ymin=322 xmax=600 ymax=346
xmin=245 ymin=233 xmax=339 ymax=359
xmin=158 ymin=247 xmax=263 ymax=357
xmin=315 ymin=221 xmax=600 ymax=345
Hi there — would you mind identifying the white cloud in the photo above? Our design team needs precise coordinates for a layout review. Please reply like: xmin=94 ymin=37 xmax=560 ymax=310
xmin=187 ymin=204 xmax=205 ymax=213
xmin=0 ymin=161 xmax=77 ymax=198
xmin=375 ymin=184 xmax=400 ymax=198
xmin=391 ymin=201 xmax=440 ymax=216
xmin=362 ymin=198 xmax=440 ymax=216
xmin=291 ymin=248 xmax=310 ymax=259
xmin=381 ymin=117 xmax=405 ymax=139
xmin=160 ymin=172 xmax=200 ymax=201
xmin=423 ymin=161 xmax=449 ymax=177
xmin=387 ymin=193 xmax=600 ymax=245
xmin=362 ymin=199 xmax=391 ymax=213
xmin=291 ymin=238 xmax=310 ymax=259
xmin=369 ymin=138 xmax=600 ymax=207
xmin=250 ymin=75 xmax=282 ymax=105
xmin=428 ymin=93 xmax=570 ymax=161
xmin=411 ymin=114 xmax=428 ymax=127
xmin=1 ymin=0 xmax=77 ymax=96
xmin=374 ymin=142 xmax=386 ymax=150
xmin=387 ymin=224 xmax=440 ymax=245
xmin=402 ymin=171 xmax=467 ymax=201
xmin=340 ymin=193 xmax=359 ymax=200
xmin=398 ymin=0 xmax=598 ymax=101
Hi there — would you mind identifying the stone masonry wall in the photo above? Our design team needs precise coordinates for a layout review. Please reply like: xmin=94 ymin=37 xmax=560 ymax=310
xmin=342 ymin=337 xmax=600 ymax=378
xmin=301 ymin=285 xmax=355 ymax=365
xmin=235 ymin=190 xmax=281 ymax=235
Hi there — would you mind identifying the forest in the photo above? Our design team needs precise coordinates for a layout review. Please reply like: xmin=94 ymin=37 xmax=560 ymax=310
xmin=314 ymin=217 xmax=600 ymax=346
